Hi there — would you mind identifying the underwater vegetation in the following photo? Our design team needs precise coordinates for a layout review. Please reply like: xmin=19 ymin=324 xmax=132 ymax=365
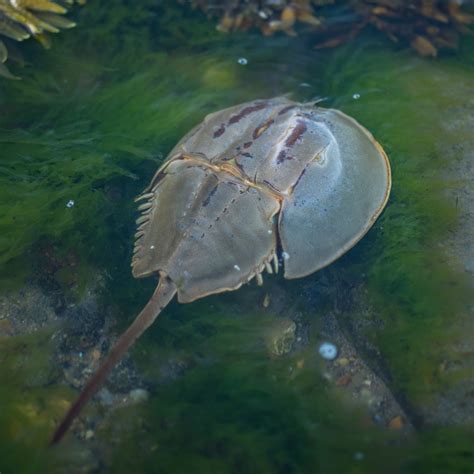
xmin=0 ymin=0 xmax=85 ymax=79
xmin=99 ymin=301 xmax=407 ymax=474
xmin=315 ymin=41 xmax=474 ymax=405
xmin=192 ymin=0 xmax=474 ymax=56
xmin=2 ymin=0 xmax=473 ymax=79
xmin=0 ymin=328 xmax=75 ymax=474
xmin=0 ymin=0 xmax=473 ymax=472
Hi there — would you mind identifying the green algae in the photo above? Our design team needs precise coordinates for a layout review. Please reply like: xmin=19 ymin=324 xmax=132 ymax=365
xmin=311 ymin=42 xmax=474 ymax=405
xmin=102 ymin=294 xmax=405 ymax=474
xmin=0 ymin=389 xmax=57 ymax=474
xmin=1 ymin=329 xmax=60 ymax=387
xmin=0 ymin=1 xmax=473 ymax=473
xmin=0 ymin=330 xmax=75 ymax=474
xmin=407 ymin=426 xmax=474 ymax=474
xmin=0 ymin=0 xmax=237 ymax=290
xmin=105 ymin=368 xmax=394 ymax=474
xmin=103 ymin=290 xmax=474 ymax=474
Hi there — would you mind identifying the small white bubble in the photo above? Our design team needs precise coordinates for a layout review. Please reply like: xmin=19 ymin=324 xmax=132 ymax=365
xmin=234 ymin=264 xmax=241 ymax=271
xmin=66 ymin=199 xmax=75 ymax=208
xmin=150 ymin=245 xmax=155 ymax=249
xmin=282 ymin=252 xmax=290 ymax=260
xmin=299 ymin=82 xmax=311 ymax=88
xmin=318 ymin=342 xmax=338 ymax=360
xmin=267 ymin=229 xmax=272 ymax=234
xmin=237 ymin=57 xmax=248 ymax=65
xmin=352 ymin=93 xmax=361 ymax=100
xmin=353 ymin=452 xmax=364 ymax=461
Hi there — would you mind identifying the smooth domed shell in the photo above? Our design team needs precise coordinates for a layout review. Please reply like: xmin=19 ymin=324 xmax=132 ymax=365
xmin=278 ymin=107 xmax=391 ymax=278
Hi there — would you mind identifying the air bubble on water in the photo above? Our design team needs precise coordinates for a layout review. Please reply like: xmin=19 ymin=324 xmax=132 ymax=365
xmin=237 ymin=57 xmax=248 ymax=65
xmin=282 ymin=252 xmax=290 ymax=260
xmin=318 ymin=342 xmax=338 ymax=360
xmin=299 ymin=82 xmax=311 ymax=88
xmin=352 ymin=93 xmax=361 ymax=100
xmin=66 ymin=199 xmax=75 ymax=208
xmin=234 ymin=264 xmax=241 ymax=271
xmin=150 ymin=245 xmax=155 ymax=249
xmin=267 ymin=229 xmax=272 ymax=234
xmin=353 ymin=452 xmax=364 ymax=461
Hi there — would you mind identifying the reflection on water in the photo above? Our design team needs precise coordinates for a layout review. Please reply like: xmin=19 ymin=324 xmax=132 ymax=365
xmin=0 ymin=1 xmax=473 ymax=473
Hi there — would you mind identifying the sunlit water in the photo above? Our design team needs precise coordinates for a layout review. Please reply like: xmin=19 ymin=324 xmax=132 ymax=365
xmin=0 ymin=2 xmax=473 ymax=473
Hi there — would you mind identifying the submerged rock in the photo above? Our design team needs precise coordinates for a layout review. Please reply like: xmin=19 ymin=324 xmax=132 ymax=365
xmin=127 ymin=388 xmax=150 ymax=405
xmin=264 ymin=317 xmax=297 ymax=357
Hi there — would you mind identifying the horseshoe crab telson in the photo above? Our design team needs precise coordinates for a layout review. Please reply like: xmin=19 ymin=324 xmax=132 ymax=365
xmin=51 ymin=97 xmax=391 ymax=444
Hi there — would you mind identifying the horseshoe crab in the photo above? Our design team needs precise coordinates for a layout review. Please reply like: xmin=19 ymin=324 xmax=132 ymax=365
xmin=51 ymin=97 xmax=391 ymax=443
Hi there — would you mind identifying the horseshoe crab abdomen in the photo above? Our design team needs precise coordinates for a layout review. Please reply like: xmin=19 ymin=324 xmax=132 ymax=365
xmin=132 ymin=157 xmax=280 ymax=303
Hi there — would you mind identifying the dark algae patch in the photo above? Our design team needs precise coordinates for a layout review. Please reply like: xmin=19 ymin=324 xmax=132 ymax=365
xmin=0 ymin=1 xmax=473 ymax=473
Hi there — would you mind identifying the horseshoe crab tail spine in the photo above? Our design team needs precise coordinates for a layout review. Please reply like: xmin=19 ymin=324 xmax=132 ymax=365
xmin=49 ymin=276 xmax=177 ymax=446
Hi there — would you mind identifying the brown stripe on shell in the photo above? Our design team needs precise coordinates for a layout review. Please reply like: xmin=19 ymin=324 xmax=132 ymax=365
xmin=278 ymin=105 xmax=296 ymax=115
xmin=202 ymin=184 xmax=219 ymax=207
xmin=252 ymin=118 xmax=274 ymax=139
xmin=213 ymin=124 xmax=226 ymax=138
xmin=276 ymin=150 xmax=294 ymax=164
xmin=228 ymin=102 xmax=268 ymax=125
xmin=292 ymin=166 xmax=307 ymax=190
xmin=285 ymin=120 xmax=307 ymax=147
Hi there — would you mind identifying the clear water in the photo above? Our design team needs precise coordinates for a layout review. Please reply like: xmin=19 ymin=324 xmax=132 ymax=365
xmin=0 ymin=1 xmax=473 ymax=473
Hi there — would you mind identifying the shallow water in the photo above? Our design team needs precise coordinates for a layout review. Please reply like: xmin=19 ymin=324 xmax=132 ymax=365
xmin=0 ymin=1 xmax=473 ymax=473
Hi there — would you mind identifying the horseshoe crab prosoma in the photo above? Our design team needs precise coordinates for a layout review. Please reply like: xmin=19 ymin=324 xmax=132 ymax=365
xmin=51 ymin=97 xmax=391 ymax=443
